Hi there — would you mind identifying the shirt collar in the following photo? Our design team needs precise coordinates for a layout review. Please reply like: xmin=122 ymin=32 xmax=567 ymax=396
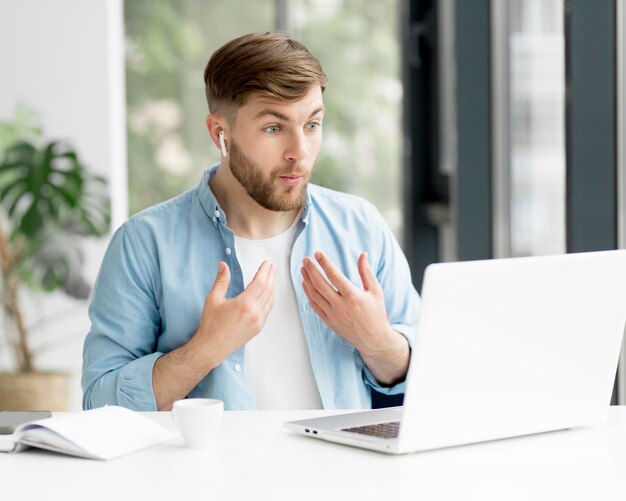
xmin=300 ymin=190 xmax=311 ymax=224
xmin=197 ymin=164 xmax=312 ymax=227
xmin=197 ymin=165 xmax=225 ymax=227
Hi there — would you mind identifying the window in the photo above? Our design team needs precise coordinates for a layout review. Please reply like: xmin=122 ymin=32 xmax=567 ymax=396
xmin=509 ymin=0 xmax=565 ymax=256
xmin=124 ymin=0 xmax=275 ymax=214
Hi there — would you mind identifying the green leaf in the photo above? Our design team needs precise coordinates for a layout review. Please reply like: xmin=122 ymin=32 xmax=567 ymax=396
xmin=0 ymin=135 xmax=110 ymax=298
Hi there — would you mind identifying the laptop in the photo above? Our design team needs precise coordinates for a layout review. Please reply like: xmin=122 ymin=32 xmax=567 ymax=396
xmin=284 ymin=250 xmax=626 ymax=454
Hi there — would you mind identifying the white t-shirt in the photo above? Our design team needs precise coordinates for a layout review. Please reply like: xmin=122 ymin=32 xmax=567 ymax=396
xmin=235 ymin=221 xmax=323 ymax=410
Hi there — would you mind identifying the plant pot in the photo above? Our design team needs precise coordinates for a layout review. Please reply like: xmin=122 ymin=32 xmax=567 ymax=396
xmin=0 ymin=371 xmax=70 ymax=411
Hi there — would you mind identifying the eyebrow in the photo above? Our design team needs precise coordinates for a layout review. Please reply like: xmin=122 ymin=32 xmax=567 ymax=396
xmin=254 ymin=107 xmax=324 ymax=122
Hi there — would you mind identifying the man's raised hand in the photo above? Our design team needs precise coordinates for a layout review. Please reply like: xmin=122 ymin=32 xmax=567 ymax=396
xmin=195 ymin=260 xmax=276 ymax=363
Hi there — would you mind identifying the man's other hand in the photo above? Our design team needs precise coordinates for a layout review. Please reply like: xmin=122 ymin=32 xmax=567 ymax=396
xmin=301 ymin=251 xmax=409 ymax=385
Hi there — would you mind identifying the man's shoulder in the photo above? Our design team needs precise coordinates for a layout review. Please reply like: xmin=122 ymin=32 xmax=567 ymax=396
xmin=126 ymin=188 xmax=197 ymax=227
xmin=306 ymin=184 xmax=389 ymax=236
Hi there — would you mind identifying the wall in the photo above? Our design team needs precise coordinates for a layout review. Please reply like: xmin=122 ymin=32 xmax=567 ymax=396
xmin=0 ymin=0 xmax=127 ymax=409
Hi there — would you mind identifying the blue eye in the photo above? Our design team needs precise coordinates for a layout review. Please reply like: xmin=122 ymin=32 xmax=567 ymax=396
xmin=265 ymin=125 xmax=280 ymax=134
xmin=306 ymin=122 xmax=320 ymax=132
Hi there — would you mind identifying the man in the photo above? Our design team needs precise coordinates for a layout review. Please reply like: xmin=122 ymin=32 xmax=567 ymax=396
xmin=82 ymin=32 xmax=419 ymax=411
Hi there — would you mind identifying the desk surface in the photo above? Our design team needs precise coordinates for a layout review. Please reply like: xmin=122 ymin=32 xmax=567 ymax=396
xmin=3 ymin=407 xmax=626 ymax=501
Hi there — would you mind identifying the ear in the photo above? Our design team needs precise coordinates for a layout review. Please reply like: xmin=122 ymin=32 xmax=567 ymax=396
xmin=205 ymin=114 xmax=228 ymax=156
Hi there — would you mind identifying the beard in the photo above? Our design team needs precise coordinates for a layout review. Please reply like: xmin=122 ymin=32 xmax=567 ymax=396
xmin=228 ymin=138 xmax=311 ymax=212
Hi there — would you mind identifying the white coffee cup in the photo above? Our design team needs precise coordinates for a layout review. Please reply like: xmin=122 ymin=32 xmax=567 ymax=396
xmin=172 ymin=398 xmax=224 ymax=449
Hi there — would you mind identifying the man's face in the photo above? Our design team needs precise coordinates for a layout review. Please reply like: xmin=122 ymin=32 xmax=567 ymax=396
xmin=227 ymin=86 xmax=324 ymax=212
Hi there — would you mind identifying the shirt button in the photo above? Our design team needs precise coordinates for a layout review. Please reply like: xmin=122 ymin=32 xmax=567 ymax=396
xmin=234 ymin=363 xmax=242 ymax=372
xmin=214 ymin=210 xmax=220 ymax=218
xmin=225 ymin=247 xmax=232 ymax=255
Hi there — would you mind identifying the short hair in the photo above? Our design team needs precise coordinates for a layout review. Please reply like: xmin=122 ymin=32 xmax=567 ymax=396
xmin=203 ymin=32 xmax=328 ymax=117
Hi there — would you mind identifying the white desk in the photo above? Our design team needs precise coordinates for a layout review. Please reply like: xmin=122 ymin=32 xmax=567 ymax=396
xmin=3 ymin=407 xmax=626 ymax=501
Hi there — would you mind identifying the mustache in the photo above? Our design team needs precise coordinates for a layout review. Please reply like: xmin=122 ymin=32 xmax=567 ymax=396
xmin=272 ymin=167 xmax=309 ymax=177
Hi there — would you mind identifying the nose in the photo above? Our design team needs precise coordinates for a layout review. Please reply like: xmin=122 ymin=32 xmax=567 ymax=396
xmin=284 ymin=130 xmax=308 ymax=163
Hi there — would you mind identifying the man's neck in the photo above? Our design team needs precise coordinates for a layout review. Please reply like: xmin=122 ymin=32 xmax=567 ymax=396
xmin=209 ymin=164 xmax=301 ymax=240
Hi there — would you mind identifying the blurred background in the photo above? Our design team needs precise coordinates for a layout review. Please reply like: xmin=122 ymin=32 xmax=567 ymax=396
xmin=124 ymin=0 xmax=405 ymax=235
xmin=0 ymin=0 xmax=623 ymax=410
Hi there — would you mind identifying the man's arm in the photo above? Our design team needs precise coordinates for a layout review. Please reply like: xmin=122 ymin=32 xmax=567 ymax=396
xmin=82 ymin=224 xmax=163 ymax=411
xmin=301 ymin=251 xmax=410 ymax=386
xmin=82 ymin=219 xmax=275 ymax=411
xmin=152 ymin=261 xmax=275 ymax=410
xmin=353 ymin=326 xmax=410 ymax=386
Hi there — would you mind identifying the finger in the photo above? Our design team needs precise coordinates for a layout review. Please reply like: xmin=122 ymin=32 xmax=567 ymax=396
xmin=302 ymin=280 xmax=330 ymax=323
xmin=260 ymin=286 xmax=275 ymax=319
xmin=243 ymin=261 xmax=273 ymax=299
xmin=358 ymin=252 xmax=378 ymax=291
xmin=301 ymin=269 xmax=332 ymax=312
xmin=257 ymin=263 xmax=276 ymax=308
xmin=313 ymin=251 xmax=353 ymax=295
xmin=208 ymin=261 xmax=231 ymax=301
xmin=301 ymin=260 xmax=339 ymax=305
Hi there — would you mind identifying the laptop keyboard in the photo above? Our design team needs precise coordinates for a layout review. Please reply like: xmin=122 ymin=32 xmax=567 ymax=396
xmin=341 ymin=421 xmax=400 ymax=439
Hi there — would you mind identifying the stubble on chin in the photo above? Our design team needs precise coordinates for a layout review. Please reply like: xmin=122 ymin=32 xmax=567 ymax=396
xmin=229 ymin=139 xmax=310 ymax=212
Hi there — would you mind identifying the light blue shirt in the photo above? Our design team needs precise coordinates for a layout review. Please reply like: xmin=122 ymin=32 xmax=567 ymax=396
xmin=82 ymin=166 xmax=420 ymax=411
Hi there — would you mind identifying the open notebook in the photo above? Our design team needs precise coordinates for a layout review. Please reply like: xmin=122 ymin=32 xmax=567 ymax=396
xmin=0 ymin=405 xmax=178 ymax=460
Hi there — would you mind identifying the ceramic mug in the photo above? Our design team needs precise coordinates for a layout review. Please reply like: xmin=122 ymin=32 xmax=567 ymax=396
xmin=172 ymin=398 xmax=224 ymax=449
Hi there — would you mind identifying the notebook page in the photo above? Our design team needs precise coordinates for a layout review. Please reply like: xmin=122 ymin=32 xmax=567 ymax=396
xmin=17 ymin=406 xmax=179 ymax=460
xmin=17 ymin=427 xmax=97 ymax=459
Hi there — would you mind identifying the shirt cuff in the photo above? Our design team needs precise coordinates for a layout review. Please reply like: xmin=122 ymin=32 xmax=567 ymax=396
xmin=361 ymin=328 xmax=412 ymax=396
xmin=362 ymin=365 xmax=407 ymax=396
xmin=115 ymin=352 xmax=164 ymax=411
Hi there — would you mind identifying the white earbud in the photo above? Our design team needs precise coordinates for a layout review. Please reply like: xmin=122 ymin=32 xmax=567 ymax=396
xmin=219 ymin=130 xmax=228 ymax=158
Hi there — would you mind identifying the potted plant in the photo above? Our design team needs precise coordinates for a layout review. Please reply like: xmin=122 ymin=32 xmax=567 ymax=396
xmin=0 ymin=109 xmax=110 ymax=410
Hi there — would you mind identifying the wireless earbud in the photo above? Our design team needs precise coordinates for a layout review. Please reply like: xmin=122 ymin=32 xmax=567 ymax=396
xmin=219 ymin=130 xmax=228 ymax=158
